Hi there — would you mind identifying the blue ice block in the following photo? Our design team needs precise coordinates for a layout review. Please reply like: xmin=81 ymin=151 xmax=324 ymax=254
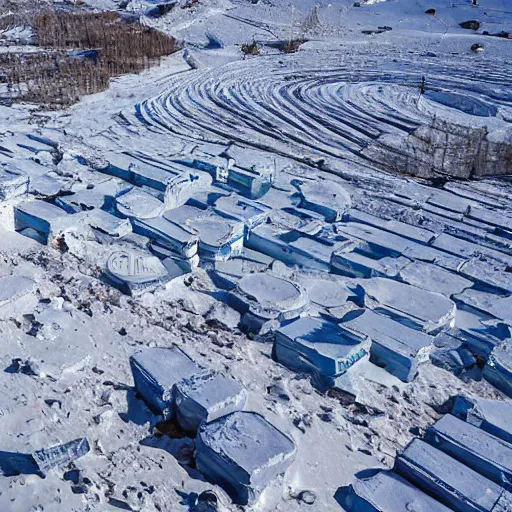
xmin=0 ymin=168 xmax=28 ymax=200
xmin=175 ymin=371 xmax=247 ymax=432
xmin=274 ymin=317 xmax=370 ymax=390
xmin=346 ymin=209 xmax=436 ymax=245
xmin=213 ymin=195 xmax=270 ymax=231
xmin=452 ymin=396 xmax=512 ymax=444
xmin=399 ymin=260 xmax=472 ymax=297
xmin=226 ymin=166 xmax=274 ymax=200
xmin=334 ymin=470 xmax=452 ymax=512
xmin=354 ymin=277 xmax=456 ymax=334
xmin=247 ymin=224 xmax=339 ymax=271
xmin=331 ymin=250 xmax=409 ymax=279
xmin=104 ymin=152 xmax=175 ymax=192
xmin=0 ymin=439 xmax=90 ymax=477
xmin=395 ymin=438 xmax=504 ymax=512
xmin=105 ymin=249 xmax=169 ymax=295
xmin=341 ymin=309 xmax=434 ymax=382
xmin=186 ymin=215 xmax=245 ymax=261
xmin=56 ymin=179 xmax=130 ymax=213
xmin=292 ymin=179 xmax=351 ymax=222
xmin=14 ymin=201 xmax=67 ymax=243
xmin=115 ymin=188 xmax=165 ymax=220
xmin=130 ymin=347 xmax=200 ymax=416
xmin=33 ymin=438 xmax=90 ymax=476
xmin=229 ymin=272 xmax=309 ymax=333
xmin=483 ymin=344 xmax=512 ymax=398
xmin=425 ymin=414 xmax=512 ymax=490
xmin=196 ymin=411 xmax=296 ymax=504
xmin=131 ymin=216 xmax=198 ymax=258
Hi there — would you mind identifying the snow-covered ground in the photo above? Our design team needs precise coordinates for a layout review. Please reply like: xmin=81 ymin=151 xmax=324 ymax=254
xmin=0 ymin=0 xmax=511 ymax=511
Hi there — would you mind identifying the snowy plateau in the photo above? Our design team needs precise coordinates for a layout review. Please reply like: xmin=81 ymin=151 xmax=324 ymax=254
xmin=0 ymin=0 xmax=512 ymax=511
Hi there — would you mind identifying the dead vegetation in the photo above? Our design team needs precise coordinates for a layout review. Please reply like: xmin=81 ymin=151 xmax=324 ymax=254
xmin=241 ymin=40 xmax=260 ymax=56
xmin=1 ymin=10 xmax=178 ymax=107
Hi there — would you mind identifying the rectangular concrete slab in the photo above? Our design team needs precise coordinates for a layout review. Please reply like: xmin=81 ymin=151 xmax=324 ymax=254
xmin=196 ymin=411 xmax=296 ymax=505
xmin=452 ymin=396 xmax=512 ymax=444
xmin=175 ymin=371 xmax=247 ymax=432
xmin=334 ymin=470 xmax=452 ymax=512
xmin=274 ymin=316 xmax=370 ymax=390
xmin=341 ymin=309 xmax=434 ymax=382
xmin=130 ymin=347 xmax=201 ymax=416
xmin=425 ymin=414 xmax=512 ymax=490
xmin=395 ymin=438 xmax=503 ymax=512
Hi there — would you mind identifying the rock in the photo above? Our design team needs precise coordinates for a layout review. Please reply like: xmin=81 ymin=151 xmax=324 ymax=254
xmin=206 ymin=302 xmax=240 ymax=330
xmin=196 ymin=411 xmax=296 ymax=505
xmin=460 ymin=20 xmax=481 ymax=30
xmin=297 ymin=490 xmax=316 ymax=505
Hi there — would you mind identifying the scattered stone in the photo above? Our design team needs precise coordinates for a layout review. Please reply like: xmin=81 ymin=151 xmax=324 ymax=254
xmin=460 ymin=20 xmax=481 ymax=30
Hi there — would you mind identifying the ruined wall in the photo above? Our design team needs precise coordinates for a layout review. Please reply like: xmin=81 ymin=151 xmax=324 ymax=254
xmin=365 ymin=118 xmax=512 ymax=179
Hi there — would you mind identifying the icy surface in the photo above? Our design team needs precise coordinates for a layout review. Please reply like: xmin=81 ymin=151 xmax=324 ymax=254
xmin=0 ymin=0 xmax=512 ymax=509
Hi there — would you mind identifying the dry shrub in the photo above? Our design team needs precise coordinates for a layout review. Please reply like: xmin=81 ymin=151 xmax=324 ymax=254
xmin=241 ymin=40 xmax=260 ymax=56
xmin=3 ymin=10 xmax=178 ymax=107
xmin=279 ymin=38 xmax=305 ymax=54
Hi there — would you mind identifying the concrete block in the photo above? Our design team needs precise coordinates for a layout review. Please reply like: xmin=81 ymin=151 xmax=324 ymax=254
xmin=196 ymin=411 xmax=295 ymax=504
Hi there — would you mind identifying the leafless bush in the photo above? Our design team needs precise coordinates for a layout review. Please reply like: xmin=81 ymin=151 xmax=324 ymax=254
xmin=2 ymin=10 xmax=178 ymax=107
xmin=279 ymin=38 xmax=306 ymax=53
xmin=241 ymin=40 xmax=260 ymax=56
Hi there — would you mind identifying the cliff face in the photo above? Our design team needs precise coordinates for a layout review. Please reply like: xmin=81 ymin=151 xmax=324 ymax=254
xmin=365 ymin=118 xmax=512 ymax=179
